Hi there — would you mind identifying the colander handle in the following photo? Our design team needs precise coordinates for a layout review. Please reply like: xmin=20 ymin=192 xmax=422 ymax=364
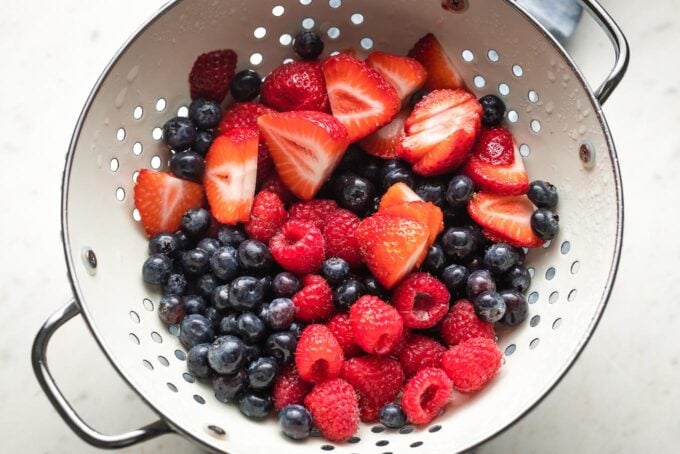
xmin=579 ymin=0 xmax=630 ymax=104
xmin=31 ymin=299 xmax=172 ymax=449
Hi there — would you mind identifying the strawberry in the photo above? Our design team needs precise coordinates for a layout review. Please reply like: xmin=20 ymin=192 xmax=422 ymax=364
xmin=365 ymin=52 xmax=427 ymax=102
xmin=358 ymin=110 xmax=408 ymax=159
xmin=189 ymin=49 xmax=237 ymax=103
xmin=261 ymin=61 xmax=329 ymax=112
xmin=463 ymin=127 xmax=529 ymax=195
xmin=379 ymin=201 xmax=444 ymax=247
xmin=379 ymin=182 xmax=422 ymax=211
xmin=203 ymin=128 xmax=258 ymax=224
xmin=398 ymin=89 xmax=482 ymax=176
xmin=467 ymin=192 xmax=544 ymax=248
xmin=322 ymin=54 xmax=400 ymax=142
xmin=257 ymin=111 xmax=350 ymax=201
xmin=408 ymin=34 xmax=464 ymax=91
xmin=133 ymin=170 xmax=204 ymax=237
xmin=355 ymin=214 xmax=430 ymax=290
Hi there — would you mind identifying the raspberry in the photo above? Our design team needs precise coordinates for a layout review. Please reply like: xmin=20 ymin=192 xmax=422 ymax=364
xmin=326 ymin=313 xmax=362 ymax=357
xmin=387 ymin=328 xmax=411 ymax=359
xmin=245 ymin=191 xmax=288 ymax=243
xmin=295 ymin=324 xmax=344 ymax=383
xmin=399 ymin=334 xmax=447 ymax=377
xmin=270 ymin=220 xmax=325 ymax=275
xmin=342 ymin=356 xmax=405 ymax=422
xmin=273 ymin=364 xmax=312 ymax=411
xmin=189 ymin=49 xmax=237 ymax=103
xmin=349 ymin=295 xmax=404 ymax=355
xmin=441 ymin=337 xmax=501 ymax=392
xmin=289 ymin=199 xmax=339 ymax=230
xmin=261 ymin=61 xmax=330 ymax=112
xmin=304 ymin=379 xmax=359 ymax=442
xmin=292 ymin=275 xmax=334 ymax=322
xmin=392 ymin=273 xmax=450 ymax=329
xmin=440 ymin=300 xmax=495 ymax=347
xmin=260 ymin=174 xmax=296 ymax=205
xmin=322 ymin=209 xmax=362 ymax=268
xmin=401 ymin=367 xmax=452 ymax=425
xmin=256 ymin=144 xmax=275 ymax=184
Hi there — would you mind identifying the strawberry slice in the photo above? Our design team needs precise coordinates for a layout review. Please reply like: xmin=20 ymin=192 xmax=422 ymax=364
xmin=355 ymin=214 xmax=430 ymax=289
xmin=379 ymin=182 xmax=422 ymax=211
xmin=204 ymin=128 xmax=258 ymax=224
xmin=408 ymin=33 xmax=464 ymax=91
xmin=133 ymin=169 xmax=204 ymax=237
xmin=379 ymin=201 xmax=444 ymax=247
xmin=467 ymin=192 xmax=544 ymax=248
xmin=258 ymin=111 xmax=350 ymax=201
xmin=322 ymin=54 xmax=400 ymax=142
xmin=398 ymin=89 xmax=482 ymax=176
xmin=359 ymin=110 xmax=408 ymax=159
xmin=366 ymin=52 xmax=427 ymax=102
xmin=463 ymin=127 xmax=529 ymax=195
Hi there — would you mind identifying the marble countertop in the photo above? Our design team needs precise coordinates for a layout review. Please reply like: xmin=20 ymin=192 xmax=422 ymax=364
xmin=2 ymin=0 xmax=678 ymax=452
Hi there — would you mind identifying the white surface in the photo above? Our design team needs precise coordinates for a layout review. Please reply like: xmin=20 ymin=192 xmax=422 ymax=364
xmin=0 ymin=0 xmax=678 ymax=453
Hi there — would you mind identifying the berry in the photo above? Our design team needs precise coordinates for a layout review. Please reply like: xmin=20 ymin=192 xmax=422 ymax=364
xmin=229 ymin=276 xmax=265 ymax=312
xmin=468 ymin=193 xmax=544 ymax=248
xmin=325 ymin=313 xmax=362 ymax=358
xmin=322 ymin=257 xmax=351 ymax=285
xmin=528 ymin=180 xmax=559 ymax=209
xmin=363 ymin=276 xmax=389 ymax=300
xmin=441 ymin=226 xmax=477 ymax=261
xmin=213 ymin=369 xmax=248 ymax=403
xmin=293 ymin=31 xmax=325 ymax=60
xmin=392 ymin=273 xmax=449 ymax=329
xmin=180 ymin=248 xmax=210 ymax=276
xmin=279 ymin=405 xmax=313 ymax=440
xmin=531 ymin=209 xmax=560 ymax=240
xmin=196 ymin=238 xmax=220 ymax=257
xmin=230 ymin=69 xmax=262 ymax=102
xmin=440 ymin=300 xmax=495 ymax=346
xmin=209 ymin=246 xmax=239 ymax=281
xmin=479 ymin=94 xmax=506 ymax=127
xmin=415 ymin=180 xmax=447 ymax=207
xmin=473 ymin=291 xmax=506 ymax=323
xmin=158 ymin=295 xmax=185 ymax=324
xmin=179 ymin=314 xmax=215 ymax=349
xmin=272 ymin=272 xmax=301 ymax=298
xmin=219 ymin=313 xmax=238 ymax=335
xmin=189 ymin=49 xmax=237 ymax=103
xmin=349 ymin=295 xmax=404 ymax=355
xmin=236 ymin=312 xmax=267 ymax=343
xmin=247 ymin=357 xmax=279 ymax=391
xmin=217 ymin=225 xmax=247 ymax=247
xmin=401 ymin=367 xmax=453 ymax=424
xmin=322 ymin=209 xmax=362 ymax=268
xmin=441 ymin=264 xmax=469 ymax=292
xmin=260 ymin=174 xmax=295 ymax=205
xmin=265 ymin=331 xmax=298 ymax=365
xmin=163 ymin=272 xmax=189 ymax=296
xmin=446 ymin=175 xmax=475 ymax=208
xmin=408 ymin=33 xmax=464 ymax=90
xmin=192 ymin=130 xmax=214 ymax=156
xmin=261 ymin=61 xmax=329 ymax=112
xmin=237 ymin=239 xmax=273 ymax=271
xmin=342 ymin=356 xmax=405 ymax=422
xmin=383 ymin=167 xmax=415 ymax=191
xmin=142 ymin=253 xmax=172 ymax=285
xmin=217 ymin=102 xmax=274 ymax=134
xmin=266 ymin=298 xmax=296 ymax=330
xmin=187 ymin=343 xmax=212 ymax=379
xmin=273 ymin=364 xmax=312 ymax=410
xmin=441 ymin=337 xmax=501 ymax=392
xmin=421 ymin=243 xmax=446 ymax=275
xmin=379 ymin=159 xmax=411 ymax=183
xmin=244 ymin=344 xmax=262 ymax=364
xmin=245 ymin=190 xmax=288 ymax=244
xmin=334 ymin=173 xmax=376 ymax=215
xmin=408 ymin=89 xmax=429 ymax=109
xmin=149 ymin=232 xmax=178 ymax=256
xmin=484 ymin=243 xmax=518 ymax=274
xmin=366 ymin=51 xmax=427 ymax=102
xmin=359 ymin=111 xmax=408 ymax=159
xmin=288 ymin=199 xmax=339 ymax=230
xmin=238 ymin=393 xmax=274 ymax=420
xmin=270 ymin=220 xmax=325 ymax=275
xmin=211 ymin=284 xmax=231 ymax=311
xmin=188 ymin=98 xmax=222 ymax=129
xmin=467 ymin=270 xmax=496 ymax=298
xmin=379 ymin=181 xmax=422 ymax=210
xmin=204 ymin=306 xmax=222 ymax=329
xmin=291 ymin=275 xmax=334 ymax=322
xmin=333 ymin=279 xmax=366 ymax=311
xmin=503 ymin=265 xmax=531 ymax=293
xmin=181 ymin=207 xmax=211 ymax=238
xmin=208 ymin=335 xmax=246 ymax=374
xmin=183 ymin=294 xmax=208 ymax=316
xmin=379 ymin=200 xmax=444 ymax=247
xmin=380 ymin=403 xmax=407 ymax=429
xmin=295 ymin=324 xmax=344 ymax=383
xmin=304 ymin=378 xmax=359 ymax=442
xmin=500 ymin=290 xmax=529 ymax=326
xmin=162 ymin=117 xmax=197 ymax=151
xmin=399 ymin=335 xmax=447 ymax=377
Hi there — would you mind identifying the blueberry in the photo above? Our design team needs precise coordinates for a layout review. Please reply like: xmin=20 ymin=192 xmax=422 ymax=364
xmin=188 ymin=98 xmax=222 ymax=129
xmin=196 ymin=238 xmax=220 ymax=257
xmin=181 ymin=208 xmax=211 ymax=238
xmin=229 ymin=276 xmax=265 ymax=311
xmin=379 ymin=159 xmax=410 ymax=182
xmin=212 ymin=284 xmax=231 ymax=311
xmin=408 ymin=89 xmax=429 ymax=109
xmin=259 ymin=275 xmax=273 ymax=300
xmin=415 ymin=180 xmax=447 ymax=207
xmin=217 ymin=225 xmax=247 ymax=247
xmin=272 ymin=272 xmax=301 ymax=298
xmin=149 ymin=233 xmax=178 ymax=256
xmin=322 ymin=257 xmax=351 ymax=285
xmin=162 ymin=116 xmax=197 ymax=151
xmin=278 ymin=405 xmax=313 ymax=440
xmin=192 ymin=130 xmax=214 ymax=156
xmin=162 ymin=273 xmax=188 ymax=296
xmin=293 ymin=31 xmax=324 ymax=60
xmin=468 ymin=224 xmax=491 ymax=253
xmin=335 ymin=173 xmax=376 ymax=215
xmin=237 ymin=312 xmax=267 ymax=343
xmin=204 ymin=306 xmax=223 ymax=329
xmin=484 ymin=243 xmax=518 ymax=274
xmin=446 ymin=175 xmax=475 ymax=208
xmin=183 ymin=294 xmax=208 ymax=315
xmin=333 ymin=279 xmax=366 ymax=311
xmin=210 ymin=247 xmax=240 ymax=281
xmin=514 ymin=247 xmax=527 ymax=265
xmin=208 ymin=335 xmax=246 ymax=374
xmin=380 ymin=403 xmax=407 ymax=429
xmin=265 ymin=332 xmax=297 ymax=365
xmin=258 ymin=302 xmax=270 ymax=321
xmin=219 ymin=313 xmax=239 ymax=335
xmin=383 ymin=167 xmax=415 ymax=191
xmin=179 ymin=314 xmax=215 ymax=349
xmin=244 ymin=344 xmax=262 ymax=363
xmin=247 ymin=357 xmax=279 ymax=390
xmin=337 ymin=145 xmax=365 ymax=172
xmin=527 ymin=180 xmax=558 ymax=209
xmin=266 ymin=298 xmax=296 ymax=330
xmin=180 ymin=248 xmax=210 ymax=276
xmin=421 ymin=243 xmax=446 ymax=275
xmin=500 ymin=290 xmax=528 ymax=326
xmin=467 ymin=269 xmax=496 ymax=298
xmin=158 ymin=295 xmax=185 ymax=324
xmin=187 ymin=343 xmax=212 ymax=379
xmin=531 ymin=209 xmax=560 ymax=240
xmin=196 ymin=273 xmax=219 ymax=299
xmin=239 ymin=393 xmax=273 ymax=420
xmin=142 ymin=254 xmax=173 ymax=285
xmin=364 ymin=276 xmax=389 ymax=300
xmin=441 ymin=227 xmax=477 ymax=260
xmin=356 ymin=157 xmax=381 ymax=183
xmin=441 ymin=264 xmax=469 ymax=291
xmin=289 ymin=322 xmax=304 ymax=339
xmin=213 ymin=369 xmax=248 ymax=403
xmin=173 ymin=230 xmax=194 ymax=251
xmin=466 ymin=255 xmax=485 ymax=272
xmin=230 ymin=70 xmax=262 ymax=102
xmin=238 ymin=239 xmax=273 ymax=271
xmin=503 ymin=265 xmax=531 ymax=293
xmin=473 ymin=291 xmax=506 ymax=323
xmin=479 ymin=94 xmax=506 ymax=127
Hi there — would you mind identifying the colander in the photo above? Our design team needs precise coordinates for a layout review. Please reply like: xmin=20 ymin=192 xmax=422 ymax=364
xmin=31 ymin=0 xmax=629 ymax=452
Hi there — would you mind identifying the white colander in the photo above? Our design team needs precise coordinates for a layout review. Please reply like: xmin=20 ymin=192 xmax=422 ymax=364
xmin=32 ymin=0 xmax=629 ymax=452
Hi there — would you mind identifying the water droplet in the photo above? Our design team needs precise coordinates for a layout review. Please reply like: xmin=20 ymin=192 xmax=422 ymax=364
xmin=578 ymin=124 xmax=587 ymax=135
xmin=127 ymin=65 xmax=140 ymax=83
xmin=547 ymin=71 xmax=556 ymax=82
xmin=114 ymin=87 xmax=127 ymax=108
xmin=545 ymin=101 xmax=554 ymax=114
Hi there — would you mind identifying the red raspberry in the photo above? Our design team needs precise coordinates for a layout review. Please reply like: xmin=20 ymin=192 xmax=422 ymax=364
xmin=401 ymin=367 xmax=452 ymax=425
xmin=260 ymin=174 xmax=296 ymax=205
xmin=349 ymin=295 xmax=404 ymax=355
xmin=342 ymin=356 xmax=405 ymax=422
xmin=387 ymin=328 xmax=412 ymax=359
xmin=261 ymin=61 xmax=330 ymax=112
xmin=289 ymin=199 xmax=339 ymax=230
xmin=270 ymin=220 xmax=325 ymax=275
xmin=322 ymin=209 xmax=362 ymax=268
xmin=441 ymin=337 xmax=501 ymax=392
xmin=189 ymin=49 xmax=237 ymax=103
xmin=295 ymin=324 xmax=344 ymax=383
xmin=440 ymin=300 xmax=495 ymax=347
xmin=273 ymin=364 xmax=312 ymax=411
xmin=326 ymin=313 xmax=362 ymax=358
xmin=292 ymin=275 xmax=334 ymax=322
xmin=245 ymin=191 xmax=287 ymax=243
xmin=304 ymin=379 xmax=359 ymax=442
xmin=399 ymin=334 xmax=447 ymax=377
xmin=392 ymin=273 xmax=450 ymax=329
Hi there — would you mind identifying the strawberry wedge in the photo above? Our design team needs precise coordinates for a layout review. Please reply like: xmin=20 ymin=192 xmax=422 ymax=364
xmin=380 ymin=201 xmax=444 ymax=247
xmin=359 ymin=110 xmax=408 ymax=159
xmin=408 ymin=33 xmax=465 ymax=91
xmin=379 ymin=182 xmax=422 ymax=210
xmin=366 ymin=52 xmax=427 ymax=102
